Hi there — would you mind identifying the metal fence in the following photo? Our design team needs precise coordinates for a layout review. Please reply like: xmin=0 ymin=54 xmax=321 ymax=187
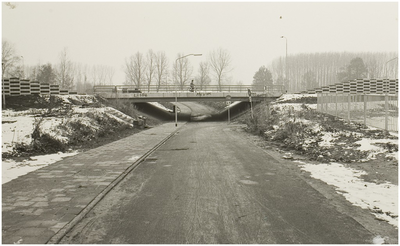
xmin=317 ymin=93 xmax=398 ymax=132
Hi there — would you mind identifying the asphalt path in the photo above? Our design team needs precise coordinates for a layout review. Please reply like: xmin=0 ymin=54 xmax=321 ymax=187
xmin=60 ymin=122 xmax=375 ymax=244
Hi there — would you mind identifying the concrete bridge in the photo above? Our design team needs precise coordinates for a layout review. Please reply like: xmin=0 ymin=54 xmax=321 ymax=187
xmin=94 ymin=84 xmax=285 ymax=103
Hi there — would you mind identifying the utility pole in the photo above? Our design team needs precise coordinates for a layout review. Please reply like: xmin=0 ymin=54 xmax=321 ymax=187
xmin=2 ymin=61 xmax=5 ymax=108
xmin=281 ymin=36 xmax=288 ymax=92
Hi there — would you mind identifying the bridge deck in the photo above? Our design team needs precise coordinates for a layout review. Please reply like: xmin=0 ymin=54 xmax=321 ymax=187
xmin=94 ymin=85 xmax=284 ymax=102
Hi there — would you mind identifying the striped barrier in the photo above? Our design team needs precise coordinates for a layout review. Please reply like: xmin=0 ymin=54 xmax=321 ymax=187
xmin=306 ymin=79 xmax=398 ymax=95
xmin=1 ymin=78 xmax=78 ymax=96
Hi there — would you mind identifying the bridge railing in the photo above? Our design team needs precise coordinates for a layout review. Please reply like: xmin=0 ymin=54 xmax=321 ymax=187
xmin=94 ymin=84 xmax=285 ymax=94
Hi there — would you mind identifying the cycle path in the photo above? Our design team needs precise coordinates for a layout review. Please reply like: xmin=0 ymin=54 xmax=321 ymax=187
xmin=2 ymin=122 xmax=184 ymax=244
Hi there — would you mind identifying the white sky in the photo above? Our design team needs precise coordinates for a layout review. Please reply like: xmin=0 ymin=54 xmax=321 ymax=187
xmin=2 ymin=1 xmax=398 ymax=85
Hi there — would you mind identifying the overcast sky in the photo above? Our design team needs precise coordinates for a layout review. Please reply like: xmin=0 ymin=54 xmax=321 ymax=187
xmin=2 ymin=1 xmax=398 ymax=85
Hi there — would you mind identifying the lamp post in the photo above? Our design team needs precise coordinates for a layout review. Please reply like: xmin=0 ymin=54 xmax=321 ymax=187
xmin=174 ymin=53 xmax=202 ymax=127
xmin=281 ymin=36 xmax=288 ymax=92
xmin=2 ymin=60 xmax=5 ymax=108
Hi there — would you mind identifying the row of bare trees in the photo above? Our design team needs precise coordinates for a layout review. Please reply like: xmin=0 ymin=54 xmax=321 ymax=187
xmin=3 ymin=39 xmax=235 ymax=94
xmin=124 ymin=48 xmax=233 ymax=91
xmin=4 ymin=38 xmax=397 ymax=95
xmin=2 ymin=40 xmax=115 ymax=94
xmin=268 ymin=51 xmax=398 ymax=92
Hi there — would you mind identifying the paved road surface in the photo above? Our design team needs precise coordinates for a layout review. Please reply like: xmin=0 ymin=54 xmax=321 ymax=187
xmin=61 ymin=122 xmax=376 ymax=244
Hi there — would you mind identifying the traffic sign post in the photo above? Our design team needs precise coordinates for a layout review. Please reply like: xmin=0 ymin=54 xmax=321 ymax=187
xmin=248 ymin=89 xmax=254 ymax=119
xmin=175 ymin=90 xmax=178 ymax=127
xmin=226 ymin=95 xmax=231 ymax=124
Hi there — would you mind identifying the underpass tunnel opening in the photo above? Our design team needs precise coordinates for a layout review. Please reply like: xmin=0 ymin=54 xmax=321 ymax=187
xmin=133 ymin=102 xmax=185 ymax=121
xmin=132 ymin=101 xmax=257 ymax=122
xmin=207 ymin=101 xmax=255 ymax=121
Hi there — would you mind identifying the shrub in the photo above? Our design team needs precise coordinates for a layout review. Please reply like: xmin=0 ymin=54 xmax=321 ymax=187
xmin=30 ymin=120 xmax=67 ymax=154
xmin=105 ymin=100 xmax=137 ymax=117
xmin=31 ymin=132 xmax=67 ymax=154
xmin=67 ymin=120 xmax=97 ymax=143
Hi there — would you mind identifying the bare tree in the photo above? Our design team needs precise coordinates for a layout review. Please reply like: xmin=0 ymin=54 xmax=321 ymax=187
xmin=173 ymin=53 xmax=193 ymax=90
xmin=269 ymin=51 xmax=398 ymax=92
xmin=2 ymin=40 xmax=22 ymax=79
xmin=25 ymin=64 xmax=41 ymax=81
xmin=145 ymin=49 xmax=156 ymax=92
xmin=55 ymin=47 xmax=75 ymax=90
xmin=105 ymin=66 xmax=115 ymax=84
xmin=195 ymin=61 xmax=211 ymax=90
xmin=209 ymin=48 xmax=232 ymax=91
xmin=124 ymin=52 xmax=146 ymax=88
xmin=82 ymin=64 xmax=93 ymax=94
xmin=94 ymin=65 xmax=108 ymax=85
xmin=124 ymin=57 xmax=134 ymax=85
xmin=90 ymin=65 xmax=99 ymax=86
xmin=155 ymin=51 xmax=168 ymax=91
xmin=74 ymin=63 xmax=84 ymax=93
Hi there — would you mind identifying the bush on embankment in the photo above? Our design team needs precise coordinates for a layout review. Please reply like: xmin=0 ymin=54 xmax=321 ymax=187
xmin=3 ymin=95 xmax=162 ymax=158
xmin=6 ymin=109 xmax=133 ymax=157
xmin=240 ymin=96 xmax=397 ymax=163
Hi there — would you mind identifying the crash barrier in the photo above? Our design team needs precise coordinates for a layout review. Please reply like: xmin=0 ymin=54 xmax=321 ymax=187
xmin=317 ymin=93 xmax=398 ymax=132
xmin=2 ymin=78 xmax=77 ymax=96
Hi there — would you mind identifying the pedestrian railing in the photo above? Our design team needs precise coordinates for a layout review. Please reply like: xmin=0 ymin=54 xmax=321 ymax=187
xmin=93 ymin=84 xmax=285 ymax=94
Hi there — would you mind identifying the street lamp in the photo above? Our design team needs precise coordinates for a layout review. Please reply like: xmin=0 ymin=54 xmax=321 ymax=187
xmin=176 ymin=53 xmax=202 ymax=62
xmin=174 ymin=53 xmax=202 ymax=127
xmin=2 ymin=60 xmax=5 ymax=108
xmin=281 ymin=36 xmax=288 ymax=92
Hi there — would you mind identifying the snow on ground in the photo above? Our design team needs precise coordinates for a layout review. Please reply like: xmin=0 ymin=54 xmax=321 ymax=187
xmin=2 ymin=112 xmax=36 ymax=153
xmin=1 ymin=95 xmax=133 ymax=184
xmin=225 ymin=101 xmax=241 ymax=109
xmin=272 ymin=102 xmax=317 ymax=111
xmin=296 ymin=160 xmax=398 ymax=228
xmin=270 ymin=94 xmax=398 ymax=162
xmin=1 ymin=108 xmax=100 ymax=184
xmin=2 ymin=151 xmax=78 ymax=184
xmin=273 ymin=94 xmax=398 ymax=228
xmin=356 ymin=138 xmax=399 ymax=161
xmin=319 ymin=132 xmax=338 ymax=147
xmin=275 ymin=93 xmax=317 ymax=103
xmin=56 ymin=94 xmax=98 ymax=105
xmin=1 ymin=109 xmax=82 ymax=184
xmin=148 ymin=102 xmax=173 ymax=112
